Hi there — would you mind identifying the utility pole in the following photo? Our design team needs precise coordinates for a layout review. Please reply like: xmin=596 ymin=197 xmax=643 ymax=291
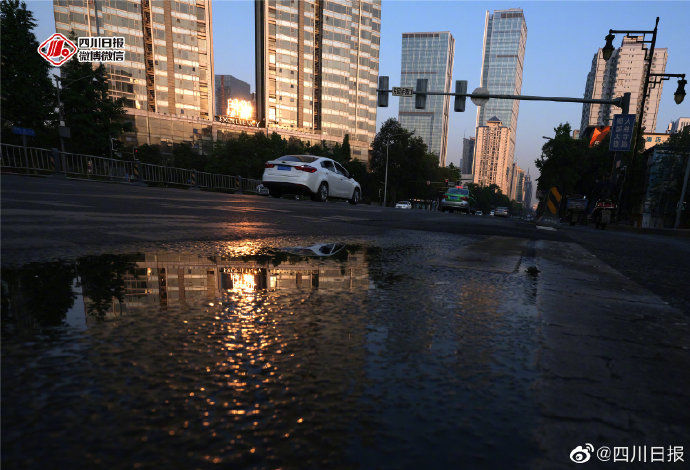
xmin=383 ymin=140 xmax=391 ymax=207
xmin=676 ymin=154 xmax=690 ymax=229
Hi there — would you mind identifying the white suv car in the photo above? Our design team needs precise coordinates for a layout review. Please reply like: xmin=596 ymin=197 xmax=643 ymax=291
xmin=262 ymin=155 xmax=361 ymax=204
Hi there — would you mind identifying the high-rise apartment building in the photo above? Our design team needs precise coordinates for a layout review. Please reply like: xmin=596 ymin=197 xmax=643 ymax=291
xmin=473 ymin=9 xmax=526 ymax=184
xmin=398 ymin=31 xmax=454 ymax=166
xmin=667 ymin=117 xmax=690 ymax=134
xmin=461 ymin=137 xmax=475 ymax=174
xmin=580 ymin=36 xmax=667 ymax=135
xmin=473 ymin=116 xmax=512 ymax=192
xmin=215 ymin=75 xmax=252 ymax=116
xmin=53 ymin=0 xmax=214 ymax=119
xmin=255 ymin=0 xmax=381 ymax=161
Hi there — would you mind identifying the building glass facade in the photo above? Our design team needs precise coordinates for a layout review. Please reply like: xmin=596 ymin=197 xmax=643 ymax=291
xmin=53 ymin=0 xmax=214 ymax=119
xmin=398 ymin=31 xmax=454 ymax=166
xmin=215 ymin=75 xmax=252 ymax=116
xmin=473 ymin=9 xmax=526 ymax=188
xmin=461 ymin=136 xmax=475 ymax=174
xmin=255 ymin=0 xmax=380 ymax=161
xmin=476 ymin=9 xmax=527 ymax=131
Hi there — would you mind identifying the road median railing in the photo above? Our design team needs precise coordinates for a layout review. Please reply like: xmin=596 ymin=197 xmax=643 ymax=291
xmin=1 ymin=143 xmax=262 ymax=193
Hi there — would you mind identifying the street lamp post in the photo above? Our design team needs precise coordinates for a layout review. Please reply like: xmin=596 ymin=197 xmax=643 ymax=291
xmin=383 ymin=140 xmax=391 ymax=207
xmin=602 ymin=18 xmax=659 ymax=159
xmin=601 ymin=19 xmax=686 ymax=223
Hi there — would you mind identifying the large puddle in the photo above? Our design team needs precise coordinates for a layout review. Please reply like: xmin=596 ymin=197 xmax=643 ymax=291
xmin=2 ymin=235 xmax=541 ymax=468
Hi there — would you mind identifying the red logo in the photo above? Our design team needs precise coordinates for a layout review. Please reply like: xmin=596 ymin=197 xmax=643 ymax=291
xmin=38 ymin=33 xmax=77 ymax=66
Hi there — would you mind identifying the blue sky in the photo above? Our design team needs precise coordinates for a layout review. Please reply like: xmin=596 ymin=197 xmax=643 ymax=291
xmin=28 ymin=0 xmax=690 ymax=179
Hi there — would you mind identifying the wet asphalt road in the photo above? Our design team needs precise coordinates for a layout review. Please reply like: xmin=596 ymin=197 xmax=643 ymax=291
xmin=2 ymin=175 xmax=690 ymax=469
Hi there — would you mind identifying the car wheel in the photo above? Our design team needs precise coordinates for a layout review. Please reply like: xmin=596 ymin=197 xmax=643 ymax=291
xmin=349 ymin=188 xmax=360 ymax=205
xmin=312 ymin=182 xmax=328 ymax=202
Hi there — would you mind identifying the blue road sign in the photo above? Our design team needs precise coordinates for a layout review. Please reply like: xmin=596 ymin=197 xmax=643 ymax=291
xmin=11 ymin=126 xmax=36 ymax=137
xmin=609 ymin=114 xmax=635 ymax=152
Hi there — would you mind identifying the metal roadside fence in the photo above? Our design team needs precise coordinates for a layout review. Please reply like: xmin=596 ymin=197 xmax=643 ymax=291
xmin=0 ymin=143 xmax=262 ymax=193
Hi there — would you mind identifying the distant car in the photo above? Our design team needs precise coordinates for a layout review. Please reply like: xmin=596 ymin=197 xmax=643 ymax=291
xmin=262 ymin=155 xmax=361 ymax=204
xmin=395 ymin=201 xmax=412 ymax=209
xmin=490 ymin=210 xmax=495 ymax=216
xmin=255 ymin=184 xmax=270 ymax=196
xmin=440 ymin=186 xmax=474 ymax=213
xmin=494 ymin=206 xmax=509 ymax=217
xmin=475 ymin=210 xmax=483 ymax=216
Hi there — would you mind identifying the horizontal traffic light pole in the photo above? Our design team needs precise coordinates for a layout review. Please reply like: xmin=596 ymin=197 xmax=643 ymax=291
xmin=376 ymin=77 xmax=631 ymax=113
xmin=380 ymin=90 xmax=627 ymax=106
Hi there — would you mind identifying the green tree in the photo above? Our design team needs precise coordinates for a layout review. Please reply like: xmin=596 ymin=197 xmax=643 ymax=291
xmin=535 ymin=122 xmax=617 ymax=216
xmin=0 ymin=0 xmax=56 ymax=145
xmin=370 ymin=119 xmax=440 ymax=204
xmin=59 ymin=57 xmax=127 ymax=155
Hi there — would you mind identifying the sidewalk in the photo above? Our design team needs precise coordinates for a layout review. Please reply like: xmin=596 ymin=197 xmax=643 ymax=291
xmin=605 ymin=223 xmax=690 ymax=238
xmin=535 ymin=213 xmax=690 ymax=238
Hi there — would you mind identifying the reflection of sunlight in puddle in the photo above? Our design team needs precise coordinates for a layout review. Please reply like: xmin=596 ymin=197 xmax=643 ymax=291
xmin=219 ymin=240 xmax=267 ymax=257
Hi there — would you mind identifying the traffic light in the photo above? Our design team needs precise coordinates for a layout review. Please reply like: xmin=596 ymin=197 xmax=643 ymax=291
xmin=377 ymin=76 xmax=389 ymax=107
xmin=454 ymin=80 xmax=467 ymax=112
xmin=415 ymin=79 xmax=428 ymax=109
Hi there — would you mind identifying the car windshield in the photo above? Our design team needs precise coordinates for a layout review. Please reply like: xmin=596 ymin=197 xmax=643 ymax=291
xmin=398 ymin=201 xmax=410 ymax=204
xmin=275 ymin=155 xmax=318 ymax=163
xmin=447 ymin=188 xmax=469 ymax=196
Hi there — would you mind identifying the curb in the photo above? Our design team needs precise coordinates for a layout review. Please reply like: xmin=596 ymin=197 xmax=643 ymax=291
xmin=605 ymin=224 xmax=690 ymax=238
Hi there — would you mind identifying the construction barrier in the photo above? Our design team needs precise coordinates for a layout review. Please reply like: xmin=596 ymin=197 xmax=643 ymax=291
xmin=546 ymin=186 xmax=562 ymax=215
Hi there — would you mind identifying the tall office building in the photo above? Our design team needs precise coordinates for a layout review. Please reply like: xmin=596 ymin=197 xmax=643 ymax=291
xmin=53 ymin=0 xmax=214 ymax=119
xmin=523 ymin=172 xmax=533 ymax=209
xmin=476 ymin=10 xmax=526 ymax=131
xmin=473 ymin=9 xmax=526 ymax=184
xmin=215 ymin=75 xmax=252 ymax=116
xmin=473 ymin=116 xmax=511 ymax=192
xmin=461 ymin=137 xmax=475 ymax=174
xmin=580 ymin=36 xmax=667 ymax=135
xmin=398 ymin=31 xmax=454 ymax=166
xmin=514 ymin=166 xmax=525 ymax=202
xmin=255 ymin=0 xmax=381 ymax=161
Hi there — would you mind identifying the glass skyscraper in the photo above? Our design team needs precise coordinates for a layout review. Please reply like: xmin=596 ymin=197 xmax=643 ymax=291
xmin=255 ymin=0 xmax=381 ymax=162
xmin=53 ymin=0 xmax=214 ymax=119
xmin=473 ymin=9 xmax=526 ymax=193
xmin=476 ymin=9 xmax=527 ymax=131
xmin=398 ymin=31 xmax=454 ymax=166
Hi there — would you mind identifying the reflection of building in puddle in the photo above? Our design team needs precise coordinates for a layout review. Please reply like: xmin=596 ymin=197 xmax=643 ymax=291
xmin=83 ymin=247 xmax=369 ymax=322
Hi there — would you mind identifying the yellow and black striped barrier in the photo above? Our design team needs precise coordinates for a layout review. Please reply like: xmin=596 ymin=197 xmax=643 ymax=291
xmin=546 ymin=186 xmax=562 ymax=215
